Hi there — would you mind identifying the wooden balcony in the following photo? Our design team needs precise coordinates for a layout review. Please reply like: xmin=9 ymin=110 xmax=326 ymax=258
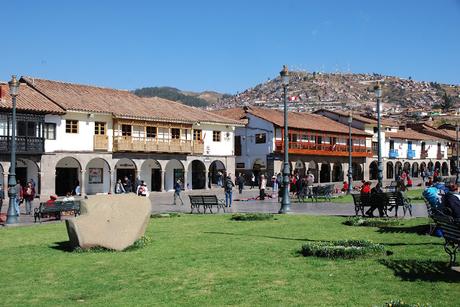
xmin=193 ymin=142 xmax=204 ymax=155
xmin=0 ymin=136 xmax=44 ymax=154
xmin=275 ymin=140 xmax=373 ymax=157
xmin=93 ymin=135 xmax=109 ymax=151
xmin=113 ymin=136 xmax=194 ymax=154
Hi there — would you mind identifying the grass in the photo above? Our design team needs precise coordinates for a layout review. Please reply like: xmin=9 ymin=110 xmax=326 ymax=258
xmin=1 ymin=215 xmax=459 ymax=306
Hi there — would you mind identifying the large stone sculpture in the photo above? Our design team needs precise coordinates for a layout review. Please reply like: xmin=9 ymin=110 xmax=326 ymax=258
xmin=66 ymin=194 xmax=151 ymax=251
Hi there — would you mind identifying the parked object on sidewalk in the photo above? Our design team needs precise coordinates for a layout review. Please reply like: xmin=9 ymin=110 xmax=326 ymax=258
xmin=66 ymin=194 xmax=150 ymax=251
xmin=34 ymin=196 xmax=81 ymax=222
xmin=189 ymin=195 xmax=226 ymax=214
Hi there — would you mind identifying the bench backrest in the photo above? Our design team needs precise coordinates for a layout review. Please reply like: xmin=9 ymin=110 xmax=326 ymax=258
xmin=202 ymin=195 xmax=219 ymax=205
xmin=40 ymin=200 xmax=80 ymax=211
xmin=189 ymin=195 xmax=203 ymax=205
xmin=432 ymin=214 xmax=460 ymax=242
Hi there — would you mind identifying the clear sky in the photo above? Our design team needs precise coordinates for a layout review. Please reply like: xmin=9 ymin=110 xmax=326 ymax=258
xmin=1 ymin=0 xmax=459 ymax=94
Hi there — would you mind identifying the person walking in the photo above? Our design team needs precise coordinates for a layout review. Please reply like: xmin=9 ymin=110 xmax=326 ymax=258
xmin=306 ymin=171 xmax=315 ymax=199
xmin=237 ymin=173 xmax=245 ymax=194
xmin=250 ymin=173 xmax=256 ymax=189
xmin=173 ymin=180 xmax=184 ymax=206
xmin=23 ymin=181 xmax=35 ymax=215
xmin=259 ymin=174 xmax=267 ymax=200
xmin=123 ymin=176 xmax=132 ymax=193
xmin=136 ymin=181 xmax=149 ymax=197
xmin=224 ymin=174 xmax=235 ymax=207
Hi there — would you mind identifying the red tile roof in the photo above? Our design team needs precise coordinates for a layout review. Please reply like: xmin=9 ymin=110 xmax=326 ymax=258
xmin=20 ymin=77 xmax=242 ymax=125
xmin=386 ymin=128 xmax=440 ymax=141
xmin=0 ymin=82 xmax=64 ymax=114
xmin=315 ymin=109 xmax=398 ymax=126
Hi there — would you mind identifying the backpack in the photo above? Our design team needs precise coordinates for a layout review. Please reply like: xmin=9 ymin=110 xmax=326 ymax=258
xmin=423 ymin=187 xmax=442 ymax=209
xmin=225 ymin=179 xmax=233 ymax=191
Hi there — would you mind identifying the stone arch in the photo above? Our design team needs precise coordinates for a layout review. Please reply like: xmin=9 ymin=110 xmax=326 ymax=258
xmin=442 ymin=162 xmax=449 ymax=176
xmin=85 ymin=158 xmax=111 ymax=195
xmin=332 ymin=162 xmax=343 ymax=182
xmin=188 ymin=160 xmax=206 ymax=190
xmin=395 ymin=161 xmax=403 ymax=179
xmin=320 ymin=163 xmax=331 ymax=183
xmin=411 ymin=162 xmax=419 ymax=178
xmin=386 ymin=161 xmax=394 ymax=179
xmin=435 ymin=161 xmax=441 ymax=173
xmin=141 ymin=159 xmax=162 ymax=192
xmin=403 ymin=162 xmax=411 ymax=174
xmin=55 ymin=156 xmax=82 ymax=196
xmin=294 ymin=160 xmax=305 ymax=177
xmin=450 ymin=159 xmax=457 ymax=176
xmin=307 ymin=160 xmax=318 ymax=183
xmin=165 ymin=159 xmax=185 ymax=191
xmin=428 ymin=161 xmax=434 ymax=172
xmin=16 ymin=158 xmax=40 ymax=193
xmin=352 ymin=163 xmax=363 ymax=181
xmin=115 ymin=158 xmax=137 ymax=192
xmin=369 ymin=161 xmax=378 ymax=180
xmin=420 ymin=162 xmax=426 ymax=172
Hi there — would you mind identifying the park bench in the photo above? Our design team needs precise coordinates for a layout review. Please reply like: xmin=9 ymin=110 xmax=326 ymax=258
xmin=431 ymin=213 xmax=460 ymax=267
xmin=311 ymin=184 xmax=335 ymax=202
xmin=34 ymin=200 xmax=80 ymax=223
xmin=189 ymin=195 xmax=226 ymax=214
xmin=351 ymin=192 xmax=412 ymax=217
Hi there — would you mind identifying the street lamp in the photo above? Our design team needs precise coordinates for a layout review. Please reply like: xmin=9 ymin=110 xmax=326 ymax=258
xmin=279 ymin=65 xmax=291 ymax=214
xmin=6 ymin=75 xmax=19 ymax=224
xmin=374 ymin=81 xmax=383 ymax=187
xmin=347 ymin=111 xmax=353 ymax=194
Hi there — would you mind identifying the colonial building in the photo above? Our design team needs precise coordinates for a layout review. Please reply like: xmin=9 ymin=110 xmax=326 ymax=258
xmin=214 ymin=107 xmax=373 ymax=183
xmin=1 ymin=77 xmax=243 ymax=198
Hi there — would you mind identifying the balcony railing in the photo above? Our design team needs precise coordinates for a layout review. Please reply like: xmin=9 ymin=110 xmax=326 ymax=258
xmin=0 ymin=136 xmax=44 ymax=154
xmin=389 ymin=149 xmax=399 ymax=158
xmin=407 ymin=149 xmax=416 ymax=159
xmin=94 ymin=135 xmax=109 ymax=151
xmin=113 ymin=136 xmax=199 ymax=154
xmin=274 ymin=140 xmax=372 ymax=157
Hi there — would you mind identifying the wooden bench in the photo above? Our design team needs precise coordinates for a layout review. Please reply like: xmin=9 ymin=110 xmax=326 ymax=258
xmin=34 ymin=200 xmax=80 ymax=223
xmin=189 ymin=195 xmax=226 ymax=214
xmin=432 ymin=213 xmax=460 ymax=267
xmin=351 ymin=192 xmax=412 ymax=217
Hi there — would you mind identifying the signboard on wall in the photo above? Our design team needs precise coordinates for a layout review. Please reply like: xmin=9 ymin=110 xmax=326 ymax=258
xmin=88 ymin=168 xmax=103 ymax=184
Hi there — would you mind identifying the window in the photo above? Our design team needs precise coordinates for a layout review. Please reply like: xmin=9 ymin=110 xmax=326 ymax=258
xmin=0 ymin=119 xmax=7 ymax=136
xmin=372 ymin=141 xmax=378 ymax=153
xmin=213 ymin=131 xmax=221 ymax=142
xmin=255 ymin=133 xmax=266 ymax=144
xmin=317 ymin=136 xmax=322 ymax=144
xmin=389 ymin=140 xmax=394 ymax=150
xmin=373 ymin=127 xmax=378 ymax=133
xmin=288 ymin=133 xmax=298 ymax=142
xmin=193 ymin=129 xmax=202 ymax=141
xmin=66 ymin=120 xmax=78 ymax=134
xmin=171 ymin=128 xmax=180 ymax=139
xmin=94 ymin=122 xmax=106 ymax=135
xmin=301 ymin=134 xmax=308 ymax=142
xmin=121 ymin=124 xmax=132 ymax=136
xmin=235 ymin=135 xmax=242 ymax=156
xmin=44 ymin=123 xmax=56 ymax=140
xmin=146 ymin=126 xmax=157 ymax=138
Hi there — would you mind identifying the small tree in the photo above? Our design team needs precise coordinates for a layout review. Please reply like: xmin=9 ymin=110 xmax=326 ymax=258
xmin=440 ymin=92 xmax=455 ymax=112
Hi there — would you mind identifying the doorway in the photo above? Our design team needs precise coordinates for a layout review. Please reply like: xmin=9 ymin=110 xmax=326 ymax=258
xmin=55 ymin=168 xmax=78 ymax=196
xmin=16 ymin=167 xmax=27 ymax=186
xmin=151 ymin=169 xmax=162 ymax=192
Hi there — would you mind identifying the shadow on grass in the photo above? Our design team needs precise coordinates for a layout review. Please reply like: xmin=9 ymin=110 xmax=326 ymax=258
xmin=377 ymin=224 xmax=431 ymax=236
xmin=50 ymin=241 xmax=74 ymax=252
xmin=379 ymin=259 xmax=460 ymax=282
xmin=203 ymin=231 xmax=316 ymax=242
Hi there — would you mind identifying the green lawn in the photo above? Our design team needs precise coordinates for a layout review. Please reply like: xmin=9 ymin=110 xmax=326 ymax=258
xmin=1 ymin=215 xmax=458 ymax=306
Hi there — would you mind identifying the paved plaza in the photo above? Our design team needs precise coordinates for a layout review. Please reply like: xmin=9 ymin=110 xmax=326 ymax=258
xmin=0 ymin=187 xmax=429 ymax=226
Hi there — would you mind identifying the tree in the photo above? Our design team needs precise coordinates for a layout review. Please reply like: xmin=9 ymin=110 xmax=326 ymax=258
xmin=440 ymin=92 xmax=455 ymax=112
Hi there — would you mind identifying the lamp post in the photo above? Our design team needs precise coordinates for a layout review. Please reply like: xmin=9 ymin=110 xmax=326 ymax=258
xmin=374 ymin=81 xmax=383 ymax=187
xmin=456 ymin=121 xmax=459 ymax=184
xmin=347 ymin=111 xmax=353 ymax=194
xmin=6 ymin=75 xmax=19 ymax=224
xmin=279 ymin=65 xmax=291 ymax=214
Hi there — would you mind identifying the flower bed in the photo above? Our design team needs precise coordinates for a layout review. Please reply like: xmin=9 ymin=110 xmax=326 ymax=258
xmin=230 ymin=213 xmax=275 ymax=221
xmin=343 ymin=216 xmax=402 ymax=227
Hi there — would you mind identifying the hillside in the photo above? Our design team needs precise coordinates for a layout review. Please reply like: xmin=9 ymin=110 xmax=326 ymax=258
xmin=212 ymin=72 xmax=460 ymax=114
xmin=133 ymin=87 xmax=225 ymax=107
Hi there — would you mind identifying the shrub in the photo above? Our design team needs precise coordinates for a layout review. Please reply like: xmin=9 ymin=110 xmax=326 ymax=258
xmin=74 ymin=235 xmax=152 ymax=253
xmin=230 ymin=213 xmax=275 ymax=221
xmin=300 ymin=240 xmax=385 ymax=259
xmin=151 ymin=212 xmax=181 ymax=218
xmin=344 ymin=216 xmax=402 ymax=227
xmin=379 ymin=300 xmax=431 ymax=307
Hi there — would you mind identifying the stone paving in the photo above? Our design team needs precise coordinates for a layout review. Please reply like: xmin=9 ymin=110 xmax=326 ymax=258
xmin=0 ymin=187 xmax=428 ymax=227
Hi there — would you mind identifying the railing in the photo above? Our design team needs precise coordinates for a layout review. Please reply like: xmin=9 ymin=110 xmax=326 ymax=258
xmin=113 ymin=136 xmax=194 ymax=154
xmin=0 ymin=136 xmax=44 ymax=153
xmin=389 ymin=149 xmax=399 ymax=158
xmin=274 ymin=140 xmax=372 ymax=157
xmin=93 ymin=135 xmax=109 ymax=151
xmin=407 ymin=149 xmax=416 ymax=159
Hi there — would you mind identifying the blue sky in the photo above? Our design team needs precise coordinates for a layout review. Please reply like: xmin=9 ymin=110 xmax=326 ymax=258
xmin=1 ymin=0 xmax=459 ymax=93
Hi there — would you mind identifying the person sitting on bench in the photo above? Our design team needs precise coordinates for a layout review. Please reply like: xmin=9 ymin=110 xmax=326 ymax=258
xmin=366 ymin=182 xmax=384 ymax=217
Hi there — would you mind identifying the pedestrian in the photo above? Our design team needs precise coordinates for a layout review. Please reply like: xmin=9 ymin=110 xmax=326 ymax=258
xmin=173 ymin=180 xmax=184 ymax=205
xmin=0 ymin=183 xmax=4 ymax=214
xmin=366 ymin=182 xmax=385 ymax=217
xmin=23 ymin=181 xmax=35 ymax=215
xmin=250 ymin=173 xmax=255 ymax=189
xmin=272 ymin=175 xmax=278 ymax=195
xmin=259 ymin=174 xmax=267 ymax=200
xmin=237 ymin=173 xmax=245 ymax=194
xmin=123 ymin=176 xmax=132 ymax=193
xmin=30 ymin=178 xmax=36 ymax=189
xmin=224 ymin=174 xmax=235 ymax=207
xmin=14 ymin=180 xmax=23 ymax=216
xmin=73 ymin=181 xmax=81 ymax=196
xmin=421 ymin=170 xmax=426 ymax=185
xmin=115 ymin=179 xmax=125 ymax=194
xmin=217 ymin=171 xmax=223 ymax=187
xmin=136 ymin=181 xmax=149 ymax=197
